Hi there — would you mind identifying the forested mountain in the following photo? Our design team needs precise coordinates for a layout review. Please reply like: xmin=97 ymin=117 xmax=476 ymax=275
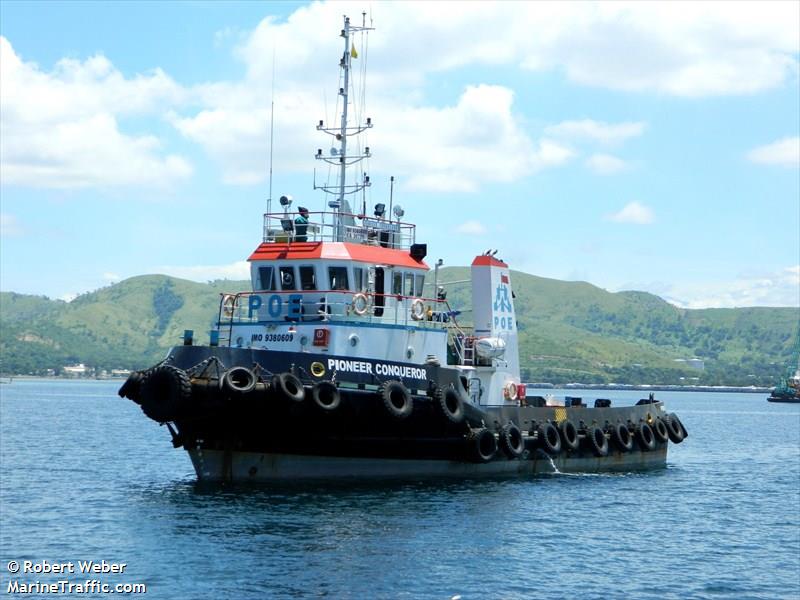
xmin=1 ymin=270 xmax=796 ymax=386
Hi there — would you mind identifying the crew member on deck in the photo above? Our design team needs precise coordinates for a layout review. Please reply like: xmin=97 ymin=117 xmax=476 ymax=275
xmin=295 ymin=207 xmax=310 ymax=242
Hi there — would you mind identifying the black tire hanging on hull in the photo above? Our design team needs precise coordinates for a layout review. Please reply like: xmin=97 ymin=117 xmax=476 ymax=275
xmin=586 ymin=426 xmax=609 ymax=457
xmin=499 ymin=423 xmax=524 ymax=459
xmin=311 ymin=381 xmax=341 ymax=412
xmin=469 ymin=428 xmax=497 ymax=463
xmin=139 ymin=365 xmax=192 ymax=423
xmin=652 ymin=418 xmax=670 ymax=443
xmin=381 ymin=380 xmax=413 ymax=420
xmin=635 ymin=422 xmax=657 ymax=451
xmin=559 ymin=419 xmax=579 ymax=452
xmin=273 ymin=372 xmax=305 ymax=403
xmin=118 ymin=370 xmax=147 ymax=403
xmin=665 ymin=413 xmax=685 ymax=443
xmin=434 ymin=386 xmax=465 ymax=425
xmin=538 ymin=422 xmax=562 ymax=455
xmin=610 ymin=423 xmax=634 ymax=452
xmin=221 ymin=366 xmax=257 ymax=395
xmin=667 ymin=413 xmax=687 ymax=442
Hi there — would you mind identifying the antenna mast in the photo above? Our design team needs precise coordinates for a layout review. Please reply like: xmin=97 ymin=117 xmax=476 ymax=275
xmin=267 ymin=49 xmax=276 ymax=215
xmin=314 ymin=14 xmax=374 ymax=241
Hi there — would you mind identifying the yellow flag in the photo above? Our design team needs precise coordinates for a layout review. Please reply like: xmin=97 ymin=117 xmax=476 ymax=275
xmin=351 ymin=45 xmax=358 ymax=59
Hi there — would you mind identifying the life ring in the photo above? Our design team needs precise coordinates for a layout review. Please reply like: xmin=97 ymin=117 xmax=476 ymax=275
xmin=410 ymin=298 xmax=425 ymax=321
xmin=560 ymin=419 xmax=579 ymax=452
xmin=503 ymin=382 xmax=518 ymax=401
xmin=352 ymin=293 xmax=369 ymax=316
xmin=610 ymin=422 xmax=633 ymax=452
xmin=139 ymin=365 xmax=192 ymax=423
xmin=635 ymin=422 xmax=656 ymax=451
xmin=221 ymin=366 xmax=256 ymax=394
xmin=652 ymin=418 xmax=670 ymax=443
xmin=586 ymin=426 xmax=609 ymax=457
xmin=311 ymin=381 xmax=341 ymax=412
xmin=381 ymin=380 xmax=413 ymax=419
xmin=665 ymin=413 xmax=686 ymax=443
xmin=469 ymin=428 xmax=497 ymax=463
xmin=222 ymin=294 xmax=235 ymax=318
xmin=434 ymin=386 xmax=465 ymax=424
xmin=500 ymin=422 xmax=524 ymax=459
xmin=273 ymin=372 xmax=305 ymax=403
xmin=538 ymin=422 xmax=562 ymax=455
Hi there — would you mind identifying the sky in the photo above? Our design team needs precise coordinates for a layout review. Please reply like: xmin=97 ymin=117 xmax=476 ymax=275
xmin=1 ymin=0 xmax=799 ymax=309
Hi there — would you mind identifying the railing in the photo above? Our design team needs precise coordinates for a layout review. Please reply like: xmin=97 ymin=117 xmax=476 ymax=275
xmin=262 ymin=211 xmax=416 ymax=250
xmin=216 ymin=289 xmax=470 ymax=346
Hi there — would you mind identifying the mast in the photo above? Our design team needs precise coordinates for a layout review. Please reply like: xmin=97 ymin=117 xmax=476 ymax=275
xmin=315 ymin=14 xmax=374 ymax=241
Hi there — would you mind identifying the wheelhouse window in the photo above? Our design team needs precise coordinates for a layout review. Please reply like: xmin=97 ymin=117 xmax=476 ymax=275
xmin=328 ymin=266 xmax=349 ymax=291
xmin=279 ymin=266 xmax=296 ymax=290
xmin=299 ymin=265 xmax=317 ymax=291
xmin=258 ymin=266 xmax=275 ymax=291
xmin=353 ymin=267 xmax=366 ymax=292
xmin=405 ymin=273 xmax=415 ymax=298
xmin=415 ymin=274 xmax=425 ymax=297
xmin=392 ymin=272 xmax=403 ymax=295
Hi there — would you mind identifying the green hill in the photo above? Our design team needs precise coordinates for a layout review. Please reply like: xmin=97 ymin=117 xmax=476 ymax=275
xmin=0 ymin=269 xmax=797 ymax=386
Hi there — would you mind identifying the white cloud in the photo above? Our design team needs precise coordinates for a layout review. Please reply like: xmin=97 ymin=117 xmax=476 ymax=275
xmin=455 ymin=220 xmax=488 ymax=235
xmin=586 ymin=153 xmax=630 ymax=175
xmin=546 ymin=120 xmax=646 ymax=145
xmin=0 ymin=37 xmax=192 ymax=189
xmin=176 ymin=83 xmax=573 ymax=192
xmin=0 ymin=213 xmax=23 ymax=237
xmin=5 ymin=2 xmax=797 ymax=193
xmin=171 ymin=2 xmax=797 ymax=189
xmin=59 ymin=292 xmax=78 ymax=303
xmin=155 ymin=261 xmax=250 ymax=282
xmin=655 ymin=266 xmax=800 ymax=308
xmin=102 ymin=273 xmax=121 ymax=282
xmin=607 ymin=201 xmax=654 ymax=224
xmin=229 ymin=2 xmax=799 ymax=99
xmin=747 ymin=136 xmax=800 ymax=167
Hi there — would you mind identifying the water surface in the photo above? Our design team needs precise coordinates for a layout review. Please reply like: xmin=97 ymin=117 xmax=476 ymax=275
xmin=1 ymin=381 xmax=798 ymax=598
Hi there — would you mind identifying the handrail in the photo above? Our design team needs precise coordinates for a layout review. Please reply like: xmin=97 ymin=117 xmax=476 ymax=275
xmin=216 ymin=289 xmax=455 ymax=329
xmin=262 ymin=210 xmax=416 ymax=249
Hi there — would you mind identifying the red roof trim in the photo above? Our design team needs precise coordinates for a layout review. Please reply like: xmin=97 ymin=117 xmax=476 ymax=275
xmin=471 ymin=255 xmax=508 ymax=268
xmin=248 ymin=242 xmax=428 ymax=270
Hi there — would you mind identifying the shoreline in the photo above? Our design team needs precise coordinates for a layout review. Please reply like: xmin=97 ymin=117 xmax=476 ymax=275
xmin=1 ymin=375 xmax=772 ymax=393
xmin=527 ymin=383 xmax=771 ymax=394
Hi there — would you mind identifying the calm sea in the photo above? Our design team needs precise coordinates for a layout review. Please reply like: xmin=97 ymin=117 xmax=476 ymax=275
xmin=1 ymin=380 xmax=798 ymax=599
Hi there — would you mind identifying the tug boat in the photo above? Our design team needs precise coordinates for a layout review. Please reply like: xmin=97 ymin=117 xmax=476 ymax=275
xmin=119 ymin=15 xmax=687 ymax=481
xmin=767 ymin=348 xmax=800 ymax=403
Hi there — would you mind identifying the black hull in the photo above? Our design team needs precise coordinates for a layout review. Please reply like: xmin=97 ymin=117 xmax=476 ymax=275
xmin=767 ymin=395 xmax=800 ymax=403
xmin=120 ymin=345 xmax=687 ymax=482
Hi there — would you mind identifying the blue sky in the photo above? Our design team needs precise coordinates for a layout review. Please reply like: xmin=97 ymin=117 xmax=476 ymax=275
xmin=1 ymin=1 xmax=798 ymax=308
